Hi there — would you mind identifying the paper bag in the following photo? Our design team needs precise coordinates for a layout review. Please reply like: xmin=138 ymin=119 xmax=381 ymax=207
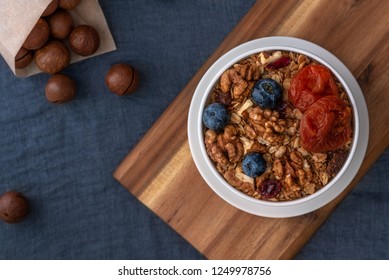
xmin=0 ymin=0 xmax=116 ymax=77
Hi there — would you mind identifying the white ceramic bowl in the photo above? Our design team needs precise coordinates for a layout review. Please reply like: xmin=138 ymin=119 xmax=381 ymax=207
xmin=187 ymin=37 xmax=369 ymax=218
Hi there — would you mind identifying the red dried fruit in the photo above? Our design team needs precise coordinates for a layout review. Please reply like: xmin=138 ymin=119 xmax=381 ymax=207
xmin=259 ymin=179 xmax=282 ymax=200
xmin=288 ymin=65 xmax=338 ymax=112
xmin=214 ymin=89 xmax=232 ymax=105
xmin=275 ymin=101 xmax=288 ymax=118
xmin=300 ymin=95 xmax=352 ymax=153
xmin=266 ymin=56 xmax=291 ymax=69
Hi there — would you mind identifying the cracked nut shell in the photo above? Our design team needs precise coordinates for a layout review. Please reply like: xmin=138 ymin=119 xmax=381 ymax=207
xmin=59 ymin=0 xmax=81 ymax=10
xmin=15 ymin=47 xmax=33 ymax=69
xmin=48 ymin=9 xmax=74 ymax=40
xmin=45 ymin=74 xmax=76 ymax=103
xmin=22 ymin=18 xmax=50 ymax=50
xmin=105 ymin=64 xmax=139 ymax=95
xmin=69 ymin=25 xmax=100 ymax=56
xmin=42 ymin=0 xmax=59 ymax=17
xmin=0 ymin=191 xmax=29 ymax=224
xmin=34 ymin=40 xmax=70 ymax=74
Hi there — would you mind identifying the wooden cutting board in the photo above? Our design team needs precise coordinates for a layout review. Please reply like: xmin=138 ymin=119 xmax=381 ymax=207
xmin=114 ymin=0 xmax=389 ymax=259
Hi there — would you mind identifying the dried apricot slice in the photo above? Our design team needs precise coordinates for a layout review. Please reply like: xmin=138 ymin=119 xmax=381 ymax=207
xmin=300 ymin=96 xmax=352 ymax=152
xmin=288 ymin=65 xmax=338 ymax=112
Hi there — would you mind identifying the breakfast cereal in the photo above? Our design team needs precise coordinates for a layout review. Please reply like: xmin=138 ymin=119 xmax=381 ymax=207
xmin=203 ymin=50 xmax=353 ymax=201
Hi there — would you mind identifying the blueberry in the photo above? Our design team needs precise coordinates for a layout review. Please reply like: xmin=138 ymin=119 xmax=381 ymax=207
xmin=242 ymin=152 xmax=266 ymax=178
xmin=251 ymin=78 xmax=283 ymax=109
xmin=202 ymin=103 xmax=229 ymax=132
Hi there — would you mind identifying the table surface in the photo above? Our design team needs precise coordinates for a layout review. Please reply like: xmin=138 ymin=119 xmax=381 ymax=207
xmin=114 ymin=0 xmax=389 ymax=259
xmin=0 ymin=0 xmax=388 ymax=260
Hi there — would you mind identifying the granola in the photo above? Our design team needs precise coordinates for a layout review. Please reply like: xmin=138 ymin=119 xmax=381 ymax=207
xmin=203 ymin=50 xmax=353 ymax=201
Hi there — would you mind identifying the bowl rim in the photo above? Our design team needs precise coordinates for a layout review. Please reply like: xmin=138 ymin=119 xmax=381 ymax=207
xmin=187 ymin=36 xmax=369 ymax=218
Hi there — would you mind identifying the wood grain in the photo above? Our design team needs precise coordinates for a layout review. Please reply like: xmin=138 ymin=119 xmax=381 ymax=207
xmin=114 ymin=0 xmax=389 ymax=259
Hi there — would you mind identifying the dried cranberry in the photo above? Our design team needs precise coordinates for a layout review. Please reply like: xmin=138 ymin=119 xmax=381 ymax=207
xmin=214 ymin=89 xmax=232 ymax=105
xmin=327 ymin=149 xmax=348 ymax=177
xmin=275 ymin=101 xmax=288 ymax=118
xmin=266 ymin=56 xmax=291 ymax=69
xmin=259 ymin=179 xmax=282 ymax=199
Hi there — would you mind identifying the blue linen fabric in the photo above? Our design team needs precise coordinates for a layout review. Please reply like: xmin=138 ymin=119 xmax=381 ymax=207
xmin=0 ymin=0 xmax=388 ymax=260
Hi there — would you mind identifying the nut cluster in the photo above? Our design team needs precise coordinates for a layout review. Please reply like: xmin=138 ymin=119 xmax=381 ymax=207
xmin=4 ymin=1 xmax=141 ymax=226
xmin=16 ymin=0 xmax=95 ymax=71
xmin=15 ymin=0 xmax=102 ymax=103
xmin=13 ymin=0 xmax=140 ymax=104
